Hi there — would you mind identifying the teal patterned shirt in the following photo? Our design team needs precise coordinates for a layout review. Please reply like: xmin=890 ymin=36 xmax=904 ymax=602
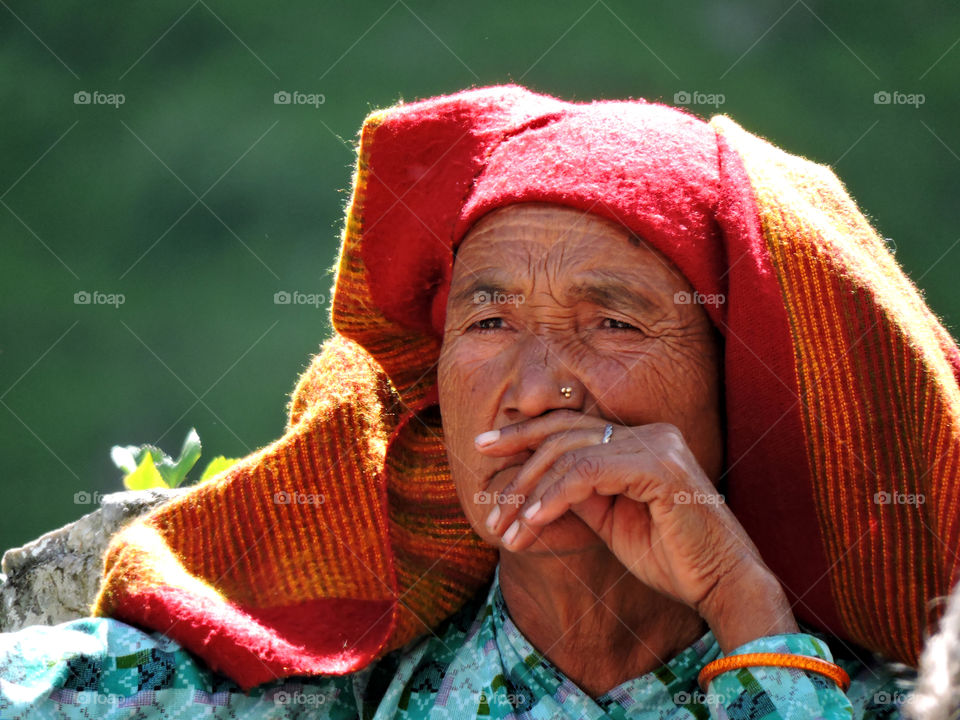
xmin=0 ymin=564 xmax=913 ymax=719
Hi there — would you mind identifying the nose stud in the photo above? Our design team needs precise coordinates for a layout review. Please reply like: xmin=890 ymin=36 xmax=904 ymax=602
xmin=559 ymin=386 xmax=573 ymax=399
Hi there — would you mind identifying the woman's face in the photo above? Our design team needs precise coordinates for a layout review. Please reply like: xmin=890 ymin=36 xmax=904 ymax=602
xmin=437 ymin=203 xmax=723 ymax=555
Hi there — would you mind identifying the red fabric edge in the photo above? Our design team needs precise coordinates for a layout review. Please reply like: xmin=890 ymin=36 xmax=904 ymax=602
xmin=107 ymin=586 xmax=395 ymax=691
xmin=713 ymin=126 xmax=844 ymax=635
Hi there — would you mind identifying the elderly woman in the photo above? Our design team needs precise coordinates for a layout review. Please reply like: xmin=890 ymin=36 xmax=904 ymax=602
xmin=2 ymin=85 xmax=958 ymax=719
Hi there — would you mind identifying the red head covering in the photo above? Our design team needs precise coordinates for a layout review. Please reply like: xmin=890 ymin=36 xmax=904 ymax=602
xmin=94 ymin=85 xmax=960 ymax=690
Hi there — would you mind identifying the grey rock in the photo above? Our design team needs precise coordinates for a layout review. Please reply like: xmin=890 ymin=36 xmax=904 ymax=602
xmin=0 ymin=488 xmax=185 ymax=632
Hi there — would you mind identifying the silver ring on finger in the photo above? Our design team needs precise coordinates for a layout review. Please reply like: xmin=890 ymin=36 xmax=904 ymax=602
xmin=601 ymin=424 xmax=614 ymax=445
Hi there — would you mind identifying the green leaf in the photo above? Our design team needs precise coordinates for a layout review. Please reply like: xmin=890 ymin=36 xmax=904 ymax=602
xmin=198 ymin=456 xmax=241 ymax=483
xmin=157 ymin=428 xmax=202 ymax=488
xmin=111 ymin=443 xmax=169 ymax=474
xmin=111 ymin=429 xmax=203 ymax=489
xmin=123 ymin=451 xmax=167 ymax=490
xmin=110 ymin=445 xmax=139 ymax=475
xmin=125 ymin=444 xmax=172 ymax=469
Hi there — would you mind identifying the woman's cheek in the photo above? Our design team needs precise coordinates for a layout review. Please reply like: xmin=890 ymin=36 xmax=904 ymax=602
xmin=439 ymin=339 xmax=498 ymax=468
xmin=444 ymin=348 xmax=487 ymax=407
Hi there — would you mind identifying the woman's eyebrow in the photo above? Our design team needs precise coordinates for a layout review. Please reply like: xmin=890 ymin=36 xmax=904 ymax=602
xmin=566 ymin=281 xmax=660 ymax=314
xmin=450 ymin=268 xmax=661 ymax=312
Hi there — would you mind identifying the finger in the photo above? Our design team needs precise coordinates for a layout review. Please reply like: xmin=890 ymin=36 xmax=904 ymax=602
xmin=500 ymin=472 xmax=618 ymax=553
xmin=474 ymin=409 xmax=610 ymax=456
xmin=501 ymin=445 xmax=697 ymax=551
xmin=503 ymin=489 xmax=640 ymax=553
xmin=495 ymin=422 xmax=710 ymax=548
xmin=485 ymin=427 xmax=613 ymax=536
xmin=477 ymin=451 xmax=533 ymax=493
xmin=522 ymin=452 xmax=673 ymax=528
xmin=498 ymin=450 xmax=616 ymax=550
xmin=498 ymin=514 xmax=546 ymax=552
xmin=492 ymin=424 xmax=687 ymax=539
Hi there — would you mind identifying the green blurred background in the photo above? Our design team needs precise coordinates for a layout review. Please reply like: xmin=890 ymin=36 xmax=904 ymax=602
xmin=2 ymin=1 xmax=958 ymax=552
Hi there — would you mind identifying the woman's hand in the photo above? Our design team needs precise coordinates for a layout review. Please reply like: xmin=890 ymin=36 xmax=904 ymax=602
xmin=477 ymin=410 xmax=798 ymax=650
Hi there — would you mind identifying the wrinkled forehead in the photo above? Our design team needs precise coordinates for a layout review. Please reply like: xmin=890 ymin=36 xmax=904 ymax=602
xmin=447 ymin=203 xmax=691 ymax=317
xmin=461 ymin=203 xmax=627 ymax=243
xmin=453 ymin=203 xmax=678 ymax=282
xmin=456 ymin=204 xmax=629 ymax=261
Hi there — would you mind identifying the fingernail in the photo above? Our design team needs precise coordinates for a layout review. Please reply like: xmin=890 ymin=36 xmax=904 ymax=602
xmin=502 ymin=520 xmax=520 ymax=545
xmin=485 ymin=505 xmax=501 ymax=530
xmin=522 ymin=500 xmax=541 ymax=520
xmin=475 ymin=430 xmax=500 ymax=447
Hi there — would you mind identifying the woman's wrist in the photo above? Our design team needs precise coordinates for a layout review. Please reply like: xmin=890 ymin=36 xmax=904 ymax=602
xmin=699 ymin=560 xmax=799 ymax=654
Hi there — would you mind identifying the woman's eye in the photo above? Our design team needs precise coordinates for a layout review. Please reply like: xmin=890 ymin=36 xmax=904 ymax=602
xmin=601 ymin=317 xmax=639 ymax=331
xmin=470 ymin=317 xmax=505 ymax=331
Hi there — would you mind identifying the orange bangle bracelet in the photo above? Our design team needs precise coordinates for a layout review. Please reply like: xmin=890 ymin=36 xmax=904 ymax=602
xmin=698 ymin=653 xmax=851 ymax=692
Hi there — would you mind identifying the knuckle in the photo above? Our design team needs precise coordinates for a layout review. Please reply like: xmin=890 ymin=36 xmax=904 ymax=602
xmin=652 ymin=422 xmax=684 ymax=445
xmin=499 ymin=422 xmax=521 ymax=440
xmin=540 ymin=433 xmax=566 ymax=453
xmin=572 ymin=455 xmax=601 ymax=478
xmin=662 ymin=456 xmax=687 ymax=482
xmin=648 ymin=425 xmax=688 ymax=461
xmin=551 ymin=451 xmax=579 ymax=476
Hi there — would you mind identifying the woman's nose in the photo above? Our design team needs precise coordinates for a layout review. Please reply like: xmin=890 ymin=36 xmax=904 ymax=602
xmin=502 ymin=340 xmax=584 ymax=418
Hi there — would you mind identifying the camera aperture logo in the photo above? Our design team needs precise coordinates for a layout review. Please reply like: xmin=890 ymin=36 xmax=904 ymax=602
xmin=274 ymin=90 xmax=325 ymax=108
xmin=74 ymin=90 xmax=125 ymax=108
xmin=873 ymin=690 xmax=910 ymax=706
xmin=74 ymin=290 xmax=125 ymax=308
xmin=74 ymin=490 xmax=107 ymax=505
xmin=274 ymin=290 xmax=325 ymax=308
